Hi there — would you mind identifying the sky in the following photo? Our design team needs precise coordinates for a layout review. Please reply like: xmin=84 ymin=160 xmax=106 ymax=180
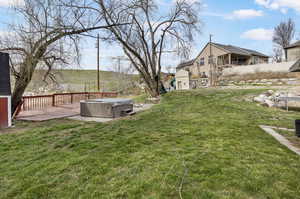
xmin=0 ymin=0 xmax=300 ymax=72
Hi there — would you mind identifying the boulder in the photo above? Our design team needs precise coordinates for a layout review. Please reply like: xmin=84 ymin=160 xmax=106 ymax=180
xmin=268 ymin=96 xmax=275 ymax=101
xmin=274 ymin=92 xmax=281 ymax=97
xmin=262 ymin=99 xmax=275 ymax=107
xmin=271 ymin=79 xmax=280 ymax=82
xmin=259 ymin=94 xmax=267 ymax=98
xmin=265 ymin=90 xmax=274 ymax=96
xmin=254 ymin=96 xmax=265 ymax=103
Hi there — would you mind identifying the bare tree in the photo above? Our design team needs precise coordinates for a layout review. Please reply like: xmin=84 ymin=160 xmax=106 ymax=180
xmin=273 ymin=18 xmax=295 ymax=61
xmin=0 ymin=0 xmax=124 ymax=113
xmin=95 ymin=0 xmax=201 ymax=97
xmin=273 ymin=46 xmax=283 ymax=63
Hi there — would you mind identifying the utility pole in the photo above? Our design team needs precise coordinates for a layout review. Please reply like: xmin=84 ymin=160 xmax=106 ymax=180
xmin=96 ymin=34 xmax=100 ymax=91
xmin=209 ymin=34 xmax=213 ymax=86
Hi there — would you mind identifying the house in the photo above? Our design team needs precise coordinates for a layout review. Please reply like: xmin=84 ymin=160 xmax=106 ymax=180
xmin=176 ymin=42 xmax=269 ymax=78
xmin=285 ymin=41 xmax=300 ymax=62
xmin=175 ymin=70 xmax=190 ymax=90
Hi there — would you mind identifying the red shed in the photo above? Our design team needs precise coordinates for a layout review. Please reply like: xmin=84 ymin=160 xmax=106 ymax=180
xmin=0 ymin=52 xmax=12 ymax=128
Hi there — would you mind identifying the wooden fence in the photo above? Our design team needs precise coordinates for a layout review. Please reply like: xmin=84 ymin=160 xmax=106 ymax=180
xmin=20 ymin=92 xmax=118 ymax=112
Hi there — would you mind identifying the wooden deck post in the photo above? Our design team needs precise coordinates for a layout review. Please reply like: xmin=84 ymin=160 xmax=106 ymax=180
xmin=52 ymin=94 xmax=55 ymax=107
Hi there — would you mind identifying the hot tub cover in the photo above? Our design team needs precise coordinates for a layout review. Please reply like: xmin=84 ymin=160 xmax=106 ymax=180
xmin=81 ymin=98 xmax=133 ymax=106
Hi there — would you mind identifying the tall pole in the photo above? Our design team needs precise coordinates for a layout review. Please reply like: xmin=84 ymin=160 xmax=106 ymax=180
xmin=96 ymin=34 xmax=100 ymax=91
xmin=209 ymin=34 xmax=213 ymax=86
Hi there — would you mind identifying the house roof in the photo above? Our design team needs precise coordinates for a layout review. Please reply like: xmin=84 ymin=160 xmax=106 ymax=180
xmin=212 ymin=43 xmax=269 ymax=57
xmin=176 ymin=59 xmax=195 ymax=70
xmin=285 ymin=41 xmax=300 ymax=49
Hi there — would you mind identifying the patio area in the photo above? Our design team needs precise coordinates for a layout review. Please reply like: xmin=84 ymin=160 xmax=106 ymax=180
xmin=16 ymin=102 xmax=154 ymax=122
xmin=16 ymin=103 xmax=80 ymax=122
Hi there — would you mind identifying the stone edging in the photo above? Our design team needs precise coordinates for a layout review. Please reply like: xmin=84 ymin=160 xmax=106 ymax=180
xmin=259 ymin=125 xmax=300 ymax=156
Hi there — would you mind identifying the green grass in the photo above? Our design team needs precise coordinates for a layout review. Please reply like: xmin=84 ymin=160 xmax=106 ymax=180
xmin=1 ymin=89 xmax=300 ymax=198
xmin=132 ymin=94 xmax=148 ymax=103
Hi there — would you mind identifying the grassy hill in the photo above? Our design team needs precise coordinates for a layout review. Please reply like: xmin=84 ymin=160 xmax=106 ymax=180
xmin=11 ymin=69 xmax=140 ymax=95
xmin=1 ymin=89 xmax=300 ymax=198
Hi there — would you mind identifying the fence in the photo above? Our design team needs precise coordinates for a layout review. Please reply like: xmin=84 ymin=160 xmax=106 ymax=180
xmin=20 ymin=92 xmax=118 ymax=112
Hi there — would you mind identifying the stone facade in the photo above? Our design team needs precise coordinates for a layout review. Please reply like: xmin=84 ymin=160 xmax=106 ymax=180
xmin=287 ymin=46 xmax=300 ymax=62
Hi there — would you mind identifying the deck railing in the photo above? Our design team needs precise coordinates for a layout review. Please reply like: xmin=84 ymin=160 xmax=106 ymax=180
xmin=20 ymin=92 xmax=118 ymax=111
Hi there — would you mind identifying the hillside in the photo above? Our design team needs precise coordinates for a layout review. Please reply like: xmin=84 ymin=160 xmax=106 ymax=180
xmin=11 ymin=69 xmax=140 ymax=95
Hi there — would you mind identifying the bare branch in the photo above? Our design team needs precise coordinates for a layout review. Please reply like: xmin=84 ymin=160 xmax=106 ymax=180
xmin=273 ymin=18 xmax=295 ymax=60
xmin=96 ymin=0 xmax=201 ymax=96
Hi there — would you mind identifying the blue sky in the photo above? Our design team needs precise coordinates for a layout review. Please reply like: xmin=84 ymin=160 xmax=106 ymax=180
xmin=198 ymin=0 xmax=300 ymax=56
xmin=1 ymin=0 xmax=300 ymax=71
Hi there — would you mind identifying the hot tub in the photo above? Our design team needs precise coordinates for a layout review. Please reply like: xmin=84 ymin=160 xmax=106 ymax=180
xmin=80 ymin=98 xmax=134 ymax=118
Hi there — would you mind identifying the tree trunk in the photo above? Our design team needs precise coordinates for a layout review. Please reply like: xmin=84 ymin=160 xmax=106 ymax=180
xmin=11 ymin=77 xmax=30 ymax=114
xmin=143 ymin=77 xmax=160 ymax=97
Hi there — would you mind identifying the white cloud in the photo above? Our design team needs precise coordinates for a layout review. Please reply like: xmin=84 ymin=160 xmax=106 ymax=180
xmin=255 ymin=0 xmax=270 ymax=7
xmin=255 ymin=0 xmax=300 ymax=13
xmin=227 ymin=9 xmax=264 ymax=19
xmin=0 ymin=0 xmax=24 ymax=7
xmin=241 ymin=28 xmax=274 ymax=40
xmin=202 ymin=9 xmax=264 ymax=20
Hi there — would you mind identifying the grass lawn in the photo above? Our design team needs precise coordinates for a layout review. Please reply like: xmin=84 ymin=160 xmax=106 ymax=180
xmin=1 ymin=89 xmax=300 ymax=198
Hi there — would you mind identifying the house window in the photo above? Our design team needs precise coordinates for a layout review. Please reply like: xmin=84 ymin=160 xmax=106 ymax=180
xmin=199 ymin=58 xmax=205 ymax=66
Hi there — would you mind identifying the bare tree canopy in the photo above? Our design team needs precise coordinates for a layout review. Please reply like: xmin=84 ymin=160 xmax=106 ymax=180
xmin=94 ymin=0 xmax=202 ymax=97
xmin=0 ymin=0 xmax=123 ymax=113
xmin=273 ymin=46 xmax=283 ymax=63
xmin=273 ymin=18 xmax=295 ymax=60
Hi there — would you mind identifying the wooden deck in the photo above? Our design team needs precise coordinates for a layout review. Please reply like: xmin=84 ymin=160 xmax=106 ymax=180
xmin=16 ymin=103 xmax=80 ymax=122
xmin=14 ymin=92 xmax=118 ymax=122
